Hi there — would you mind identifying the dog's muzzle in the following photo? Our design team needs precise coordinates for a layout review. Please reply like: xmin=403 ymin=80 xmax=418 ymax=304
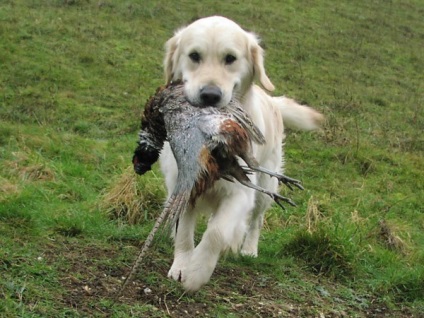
xmin=199 ymin=85 xmax=222 ymax=106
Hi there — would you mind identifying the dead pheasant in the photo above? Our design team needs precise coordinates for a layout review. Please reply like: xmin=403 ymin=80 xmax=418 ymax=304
xmin=118 ymin=81 xmax=302 ymax=297
xmin=133 ymin=81 xmax=303 ymax=223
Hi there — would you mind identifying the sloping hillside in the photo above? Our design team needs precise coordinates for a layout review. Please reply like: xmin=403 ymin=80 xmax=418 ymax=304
xmin=1 ymin=1 xmax=423 ymax=317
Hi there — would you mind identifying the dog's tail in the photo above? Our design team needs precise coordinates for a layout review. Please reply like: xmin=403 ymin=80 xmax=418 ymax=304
xmin=274 ymin=96 xmax=324 ymax=131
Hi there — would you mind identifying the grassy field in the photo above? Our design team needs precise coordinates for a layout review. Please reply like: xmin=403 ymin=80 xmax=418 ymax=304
xmin=1 ymin=0 xmax=423 ymax=317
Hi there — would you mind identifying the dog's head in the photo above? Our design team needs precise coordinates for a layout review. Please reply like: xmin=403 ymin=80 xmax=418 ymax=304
xmin=164 ymin=16 xmax=274 ymax=108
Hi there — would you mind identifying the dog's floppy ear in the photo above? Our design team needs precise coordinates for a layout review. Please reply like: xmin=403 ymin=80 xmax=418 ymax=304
xmin=249 ymin=34 xmax=275 ymax=92
xmin=164 ymin=32 xmax=181 ymax=84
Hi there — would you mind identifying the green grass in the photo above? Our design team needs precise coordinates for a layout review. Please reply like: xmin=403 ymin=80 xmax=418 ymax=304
xmin=1 ymin=0 xmax=423 ymax=316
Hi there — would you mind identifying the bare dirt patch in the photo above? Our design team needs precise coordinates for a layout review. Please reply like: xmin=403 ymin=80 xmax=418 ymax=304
xmin=42 ymin=237 xmax=418 ymax=317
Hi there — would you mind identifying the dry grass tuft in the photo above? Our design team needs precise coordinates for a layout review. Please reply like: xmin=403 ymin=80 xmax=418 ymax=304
xmin=377 ymin=219 xmax=410 ymax=255
xmin=0 ymin=178 xmax=19 ymax=201
xmin=20 ymin=164 xmax=56 ymax=181
xmin=4 ymin=151 xmax=55 ymax=182
xmin=351 ymin=209 xmax=366 ymax=224
xmin=100 ymin=166 xmax=165 ymax=225
xmin=305 ymin=196 xmax=323 ymax=233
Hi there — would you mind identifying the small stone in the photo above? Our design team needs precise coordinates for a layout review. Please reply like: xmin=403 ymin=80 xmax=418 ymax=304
xmin=83 ymin=285 xmax=92 ymax=294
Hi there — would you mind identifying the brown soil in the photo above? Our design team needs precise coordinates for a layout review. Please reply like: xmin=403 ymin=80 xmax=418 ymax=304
xmin=41 ymin=237 xmax=419 ymax=318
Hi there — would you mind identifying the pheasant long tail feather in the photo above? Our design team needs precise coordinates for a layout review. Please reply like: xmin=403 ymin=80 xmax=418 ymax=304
xmin=164 ymin=191 xmax=191 ymax=230
xmin=115 ymin=201 xmax=173 ymax=299
xmin=115 ymin=191 xmax=190 ymax=299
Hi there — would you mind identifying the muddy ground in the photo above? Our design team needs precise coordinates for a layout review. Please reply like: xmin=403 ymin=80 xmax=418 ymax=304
xmin=35 ymin=237 xmax=421 ymax=318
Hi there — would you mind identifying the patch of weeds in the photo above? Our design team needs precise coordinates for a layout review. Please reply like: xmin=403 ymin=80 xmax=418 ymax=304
xmin=389 ymin=270 xmax=424 ymax=302
xmin=3 ymin=280 xmax=27 ymax=304
xmin=374 ymin=219 xmax=410 ymax=255
xmin=356 ymin=156 xmax=375 ymax=176
xmin=0 ymin=126 xmax=13 ymax=146
xmin=54 ymin=223 xmax=83 ymax=237
xmin=78 ymin=54 xmax=95 ymax=65
xmin=72 ymin=120 xmax=94 ymax=134
xmin=0 ymin=199 xmax=34 ymax=229
xmin=105 ymin=223 xmax=155 ymax=245
xmin=281 ymin=228 xmax=355 ymax=279
xmin=1 ymin=258 xmax=13 ymax=271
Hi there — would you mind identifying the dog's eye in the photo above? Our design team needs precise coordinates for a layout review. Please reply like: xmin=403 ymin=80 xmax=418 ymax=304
xmin=225 ymin=54 xmax=237 ymax=65
xmin=189 ymin=52 xmax=201 ymax=63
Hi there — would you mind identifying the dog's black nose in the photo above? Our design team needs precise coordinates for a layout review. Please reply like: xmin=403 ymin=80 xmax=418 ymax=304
xmin=200 ymin=85 xmax=222 ymax=106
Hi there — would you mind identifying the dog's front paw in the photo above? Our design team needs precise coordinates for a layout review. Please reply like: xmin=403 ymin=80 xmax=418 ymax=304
xmin=180 ymin=263 xmax=214 ymax=292
xmin=168 ymin=252 xmax=215 ymax=291
xmin=168 ymin=266 xmax=183 ymax=282
xmin=168 ymin=252 xmax=191 ymax=282
xmin=179 ymin=249 xmax=217 ymax=292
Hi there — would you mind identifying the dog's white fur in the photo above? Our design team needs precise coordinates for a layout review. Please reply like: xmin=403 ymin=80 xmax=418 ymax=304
xmin=159 ymin=16 xmax=323 ymax=291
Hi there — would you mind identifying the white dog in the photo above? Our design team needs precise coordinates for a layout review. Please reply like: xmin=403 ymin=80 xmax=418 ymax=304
xmin=159 ymin=16 xmax=323 ymax=291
